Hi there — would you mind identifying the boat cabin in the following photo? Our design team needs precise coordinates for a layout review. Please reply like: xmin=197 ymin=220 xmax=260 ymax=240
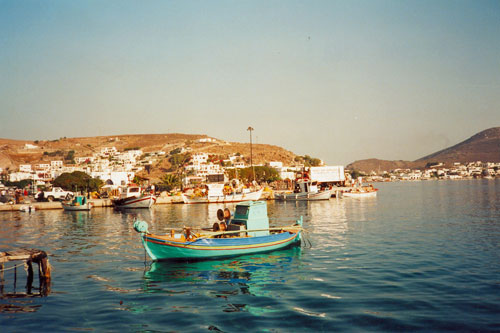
xmin=120 ymin=186 xmax=141 ymax=198
xmin=228 ymin=201 xmax=269 ymax=237
xmin=294 ymin=179 xmax=319 ymax=194
xmin=72 ymin=196 xmax=88 ymax=205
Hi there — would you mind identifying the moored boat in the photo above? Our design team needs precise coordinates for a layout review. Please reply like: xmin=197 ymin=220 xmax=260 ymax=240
xmin=62 ymin=195 xmax=93 ymax=211
xmin=133 ymin=200 xmax=303 ymax=261
xmin=113 ymin=186 xmax=156 ymax=209
xmin=19 ymin=205 xmax=35 ymax=212
xmin=343 ymin=185 xmax=378 ymax=198
xmin=181 ymin=183 xmax=263 ymax=204
xmin=274 ymin=178 xmax=331 ymax=201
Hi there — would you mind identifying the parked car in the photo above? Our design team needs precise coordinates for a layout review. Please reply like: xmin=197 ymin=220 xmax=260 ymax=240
xmin=35 ymin=187 xmax=74 ymax=202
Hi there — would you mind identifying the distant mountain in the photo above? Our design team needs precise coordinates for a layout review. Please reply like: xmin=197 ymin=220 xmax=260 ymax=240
xmin=347 ymin=127 xmax=500 ymax=174
xmin=415 ymin=127 xmax=500 ymax=164
xmin=346 ymin=159 xmax=418 ymax=174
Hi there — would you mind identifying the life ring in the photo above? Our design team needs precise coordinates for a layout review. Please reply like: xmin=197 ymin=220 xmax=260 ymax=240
xmin=217 ymin=209 xmax=224 ymax=221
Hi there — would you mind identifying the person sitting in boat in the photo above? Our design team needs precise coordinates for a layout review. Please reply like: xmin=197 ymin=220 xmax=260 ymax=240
xmin=219 ymin=222 xmax=227 ymax=238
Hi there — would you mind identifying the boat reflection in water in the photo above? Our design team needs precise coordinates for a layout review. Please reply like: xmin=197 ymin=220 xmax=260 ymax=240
xmin=142 ymin=246 xmax=302 ymax=302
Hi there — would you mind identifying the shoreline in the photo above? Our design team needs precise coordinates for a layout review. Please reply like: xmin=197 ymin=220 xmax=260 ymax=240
xmin=0 ymin=196 xmax=185 ymax=212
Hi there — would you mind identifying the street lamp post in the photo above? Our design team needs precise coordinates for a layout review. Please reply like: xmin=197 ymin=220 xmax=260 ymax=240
xmin=247 ymin=126 xmax=255 ymax=182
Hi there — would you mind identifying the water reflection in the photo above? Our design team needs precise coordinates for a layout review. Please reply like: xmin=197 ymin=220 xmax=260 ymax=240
xmin=143 ymin=246 xmax=302 ymax=300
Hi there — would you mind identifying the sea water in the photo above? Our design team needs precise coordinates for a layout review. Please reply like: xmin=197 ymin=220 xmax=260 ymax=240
xmin=0 ymin=180 xmax=498 ymax=332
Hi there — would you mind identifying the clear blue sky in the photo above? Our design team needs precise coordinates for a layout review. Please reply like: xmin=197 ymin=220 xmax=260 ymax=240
xmin=1 ymin=0 xmax=499 ymax=165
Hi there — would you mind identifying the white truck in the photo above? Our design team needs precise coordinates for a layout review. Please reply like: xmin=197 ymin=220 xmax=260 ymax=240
xmin=36 ymin=187 xmax=74 ymax=202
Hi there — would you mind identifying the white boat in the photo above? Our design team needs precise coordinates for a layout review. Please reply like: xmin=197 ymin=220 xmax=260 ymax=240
xmin=343 ymin=185 xmax=378 ymax=198
xmin=181 ymin=183 xmax=263 ymax=204
xmin=19 ymin=205 xmax=35 ymax=212
xmin=62 ymin=195 xmax=93 ymax=211
xmin=112 ymin=186 xmax=156 ymax=209
xmin=274 ymin=179 xmax=331 ymax=201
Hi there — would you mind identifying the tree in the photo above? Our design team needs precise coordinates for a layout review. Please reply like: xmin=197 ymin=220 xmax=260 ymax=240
xmin=350 ymin=170 xmax=364 ymax=179
xmin=303 ymin=155 xmax=322 ymax=167
xmin=255 ymin=166 xmax=281 ymax=183
xmin=159 ymin=173 xmax=179 ymax=192
xmin=169 ymin=147 xmax=183 ymax=155
xmin=53 ymin=171 xmax=103 ymax=192
xmin=5 ymin=179 xmax=32 ymax=189
xmin=233 ymin=166 xmax=281 ymax=183
xmin=168 ymin=153 xmax=191 ymax=171
xmin=65 ymin=150 xmax=75 ymax=164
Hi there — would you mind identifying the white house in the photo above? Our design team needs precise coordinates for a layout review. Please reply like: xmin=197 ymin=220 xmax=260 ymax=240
xmin=233 ymin=161 xmax=246 ymax=168
xmin=100 ymin=147 xmax=118 ymax=157
xmin=268 ymin=161 xmax=283 ymax=168
xmin=9 ymin=172 xmax=33 ymax=182
xmin=195 ymin=163 xmax=222 ymax=177
xmin=191 ymin=153 xmax=209 ymax=165
xmin=19 ymin=164 xmax=32 ymax=172
xmin=51 ymin=160 xmax=63 ymax=168
xmin=75 ymin=156 xmax=95 ymax=164
xmin=35 ymin=164 xmax=51 ymax=172
xmin=24 ymin=143 xmax=39 ymax=149
xmin=90 ymin=171 xmax=134 ymax=186
xmin=198 ymin=138 xmax=217 ymax=143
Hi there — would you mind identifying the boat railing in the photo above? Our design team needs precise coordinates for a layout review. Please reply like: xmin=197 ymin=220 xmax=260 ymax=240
xmin=193 ymin=225 xmax=303 ymax=240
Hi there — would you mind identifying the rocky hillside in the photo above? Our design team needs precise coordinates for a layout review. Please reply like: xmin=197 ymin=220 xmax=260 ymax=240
xmin=0 ymin=134 xmax=298 ymax=173
xmin=347 ymin=127 xmax=500 ymax=174
xmin=346 ymin=159 xmax=418 ymax=174
xmin=415 ymin=127 xmax=500 ymax=164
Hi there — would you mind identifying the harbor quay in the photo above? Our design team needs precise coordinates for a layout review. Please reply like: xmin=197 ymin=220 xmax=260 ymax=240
xmin=0 ymin=188 xmax=344 ymax=212
xmin=0 ymin=196 xmax=183 ymax=212
xmin=0 ymin=190 xmax=286 ymax=212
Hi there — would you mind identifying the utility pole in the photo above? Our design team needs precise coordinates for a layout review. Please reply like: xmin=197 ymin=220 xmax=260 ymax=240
xmin=247 ymin=126 xmax=255 ymax=182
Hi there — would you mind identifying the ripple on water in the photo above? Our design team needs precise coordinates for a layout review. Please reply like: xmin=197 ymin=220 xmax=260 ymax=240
xmin=1 ymin=181 xmax=499 ymax=331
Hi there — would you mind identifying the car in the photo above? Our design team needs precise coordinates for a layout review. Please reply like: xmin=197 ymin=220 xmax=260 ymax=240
xmin=36 ymin=187 xmax=74 ymax=202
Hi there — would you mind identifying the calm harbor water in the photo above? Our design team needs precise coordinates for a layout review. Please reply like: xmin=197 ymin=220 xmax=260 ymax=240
xmin=0 ymin=180 xmax=499 ymax=332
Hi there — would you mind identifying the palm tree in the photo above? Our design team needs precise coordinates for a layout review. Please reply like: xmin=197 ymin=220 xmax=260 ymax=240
xmin=161 ymin=174 xmax=179 ymax=192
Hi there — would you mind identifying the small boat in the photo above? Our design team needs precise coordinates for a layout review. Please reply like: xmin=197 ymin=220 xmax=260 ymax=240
xmin=274 ymin=178 xmax=331 ymax=201
xmin=112 ymin=186 xmax=156 ymax=209
xmin=343 ymin=185 xmax=378 ymax=198
xmin=19 ymin=205 xmax=35 ymax=212
xmin=133 ymin=200 xmax=303 ymax=261
xmin=181 ymin=183 xmax=263 ymax=204
xmin=62 ymin=195 xmax=93 ymax=211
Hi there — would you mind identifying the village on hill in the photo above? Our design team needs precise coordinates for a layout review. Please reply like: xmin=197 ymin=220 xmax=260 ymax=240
xmin=0 ymin=131 xmax=499 ymax=202
xmin=0 ymin=137 xmax=346 ymax=198
xmin=361 ymin=161 xmax=500 ymax=182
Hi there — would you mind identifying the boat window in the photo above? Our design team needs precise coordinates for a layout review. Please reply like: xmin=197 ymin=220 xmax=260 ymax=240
xmin=235 ymin=205 xmax=248 ymax=216
xmin=130 ymin=188 xmax=140 ymax=193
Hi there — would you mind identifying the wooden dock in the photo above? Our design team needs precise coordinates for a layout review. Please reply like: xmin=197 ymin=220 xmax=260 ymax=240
xmin=0 ymin=248 xmax=51 ymax=297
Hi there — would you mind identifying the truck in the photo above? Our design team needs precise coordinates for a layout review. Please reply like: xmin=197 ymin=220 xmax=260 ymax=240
xmin=36 ymin=187 xmax=74 ymax=202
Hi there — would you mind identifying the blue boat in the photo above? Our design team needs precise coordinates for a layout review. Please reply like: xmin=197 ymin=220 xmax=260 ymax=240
xmin=133 ymin=201 xmax=303 ymax=261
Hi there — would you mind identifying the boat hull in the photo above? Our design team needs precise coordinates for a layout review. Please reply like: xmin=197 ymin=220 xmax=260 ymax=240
xmin=62 ymin=203 xmax=93 ymax=211
xmin=181 ymin=189 xmax=263 ymax=204
xmin=274 ymin=190 xmax=331 ymax=201
xmin=141 ymin=231 xmax=301 ymax=260
xmin=113 ymin=195 xmax=156 ymax=209
xmin=343 ymin=190 xmax=377 ymax=198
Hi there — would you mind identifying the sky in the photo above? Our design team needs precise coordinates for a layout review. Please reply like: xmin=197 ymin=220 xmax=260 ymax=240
xmin=1 ymin=0 xmax=499 ymax=165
